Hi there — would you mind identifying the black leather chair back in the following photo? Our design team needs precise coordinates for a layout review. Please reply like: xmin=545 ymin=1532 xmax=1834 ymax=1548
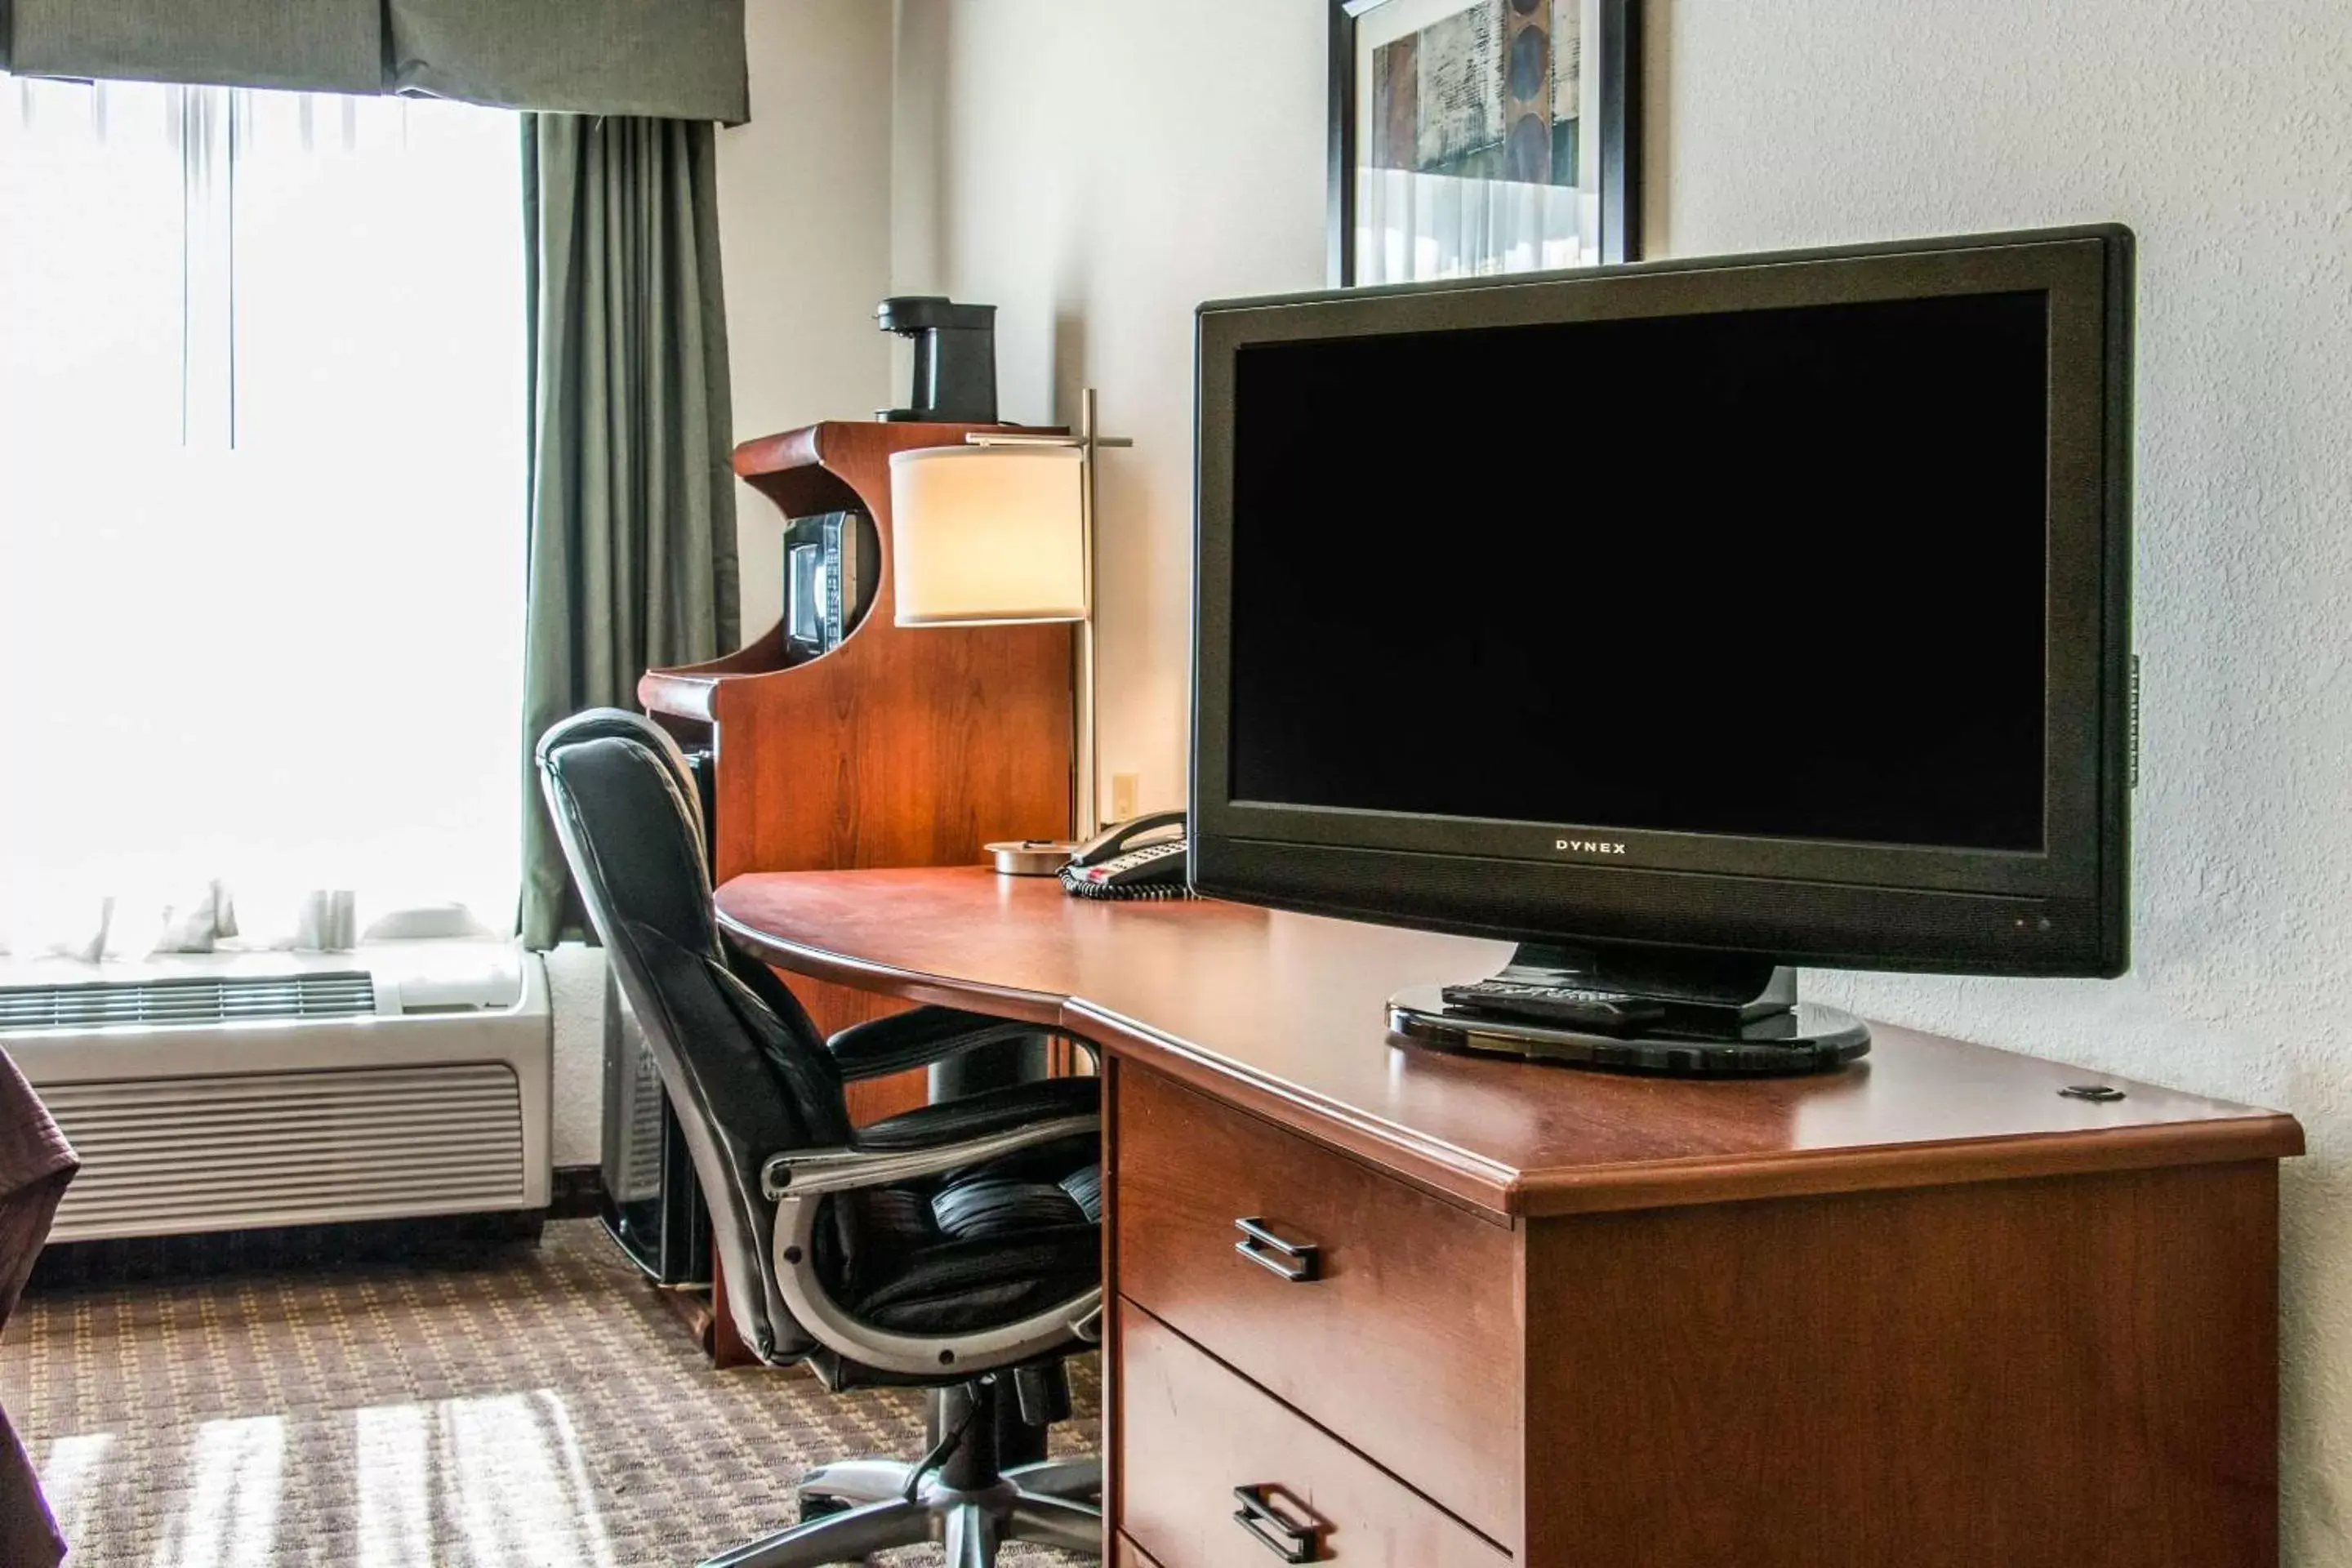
xmin=536 ymin=709 xmax=849 ymax=1363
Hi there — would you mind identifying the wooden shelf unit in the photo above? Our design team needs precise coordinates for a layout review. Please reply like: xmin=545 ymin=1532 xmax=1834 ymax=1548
xmin=639 ymin=419 xmax=1076 ymax=1114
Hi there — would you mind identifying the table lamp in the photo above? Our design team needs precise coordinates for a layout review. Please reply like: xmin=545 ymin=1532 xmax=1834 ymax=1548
xmin=889 ymin=390 xmax=1131 ymax=869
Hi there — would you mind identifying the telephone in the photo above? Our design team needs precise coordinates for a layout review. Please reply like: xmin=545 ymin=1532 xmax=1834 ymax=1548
xmin=1058 ymin=810 xmax=1192 ymax=900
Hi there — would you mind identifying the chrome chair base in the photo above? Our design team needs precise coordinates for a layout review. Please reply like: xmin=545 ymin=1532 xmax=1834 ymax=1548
xmin=698 ymin=1456 xmax=1102 ymax=1567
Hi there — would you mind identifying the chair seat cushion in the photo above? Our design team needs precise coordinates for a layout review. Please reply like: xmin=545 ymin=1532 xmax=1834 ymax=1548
xmin=852 ymin=1223 xmax=1100 ymax=1334
xmin=831 ymin=1157 xmax=1102 ymax=1334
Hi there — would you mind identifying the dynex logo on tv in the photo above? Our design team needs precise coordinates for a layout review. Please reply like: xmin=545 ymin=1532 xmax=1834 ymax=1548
xmin=1556 ymin=839 xmax=1627 ymax=855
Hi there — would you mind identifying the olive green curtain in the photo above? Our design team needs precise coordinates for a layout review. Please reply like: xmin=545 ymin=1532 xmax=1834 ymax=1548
xmin=519 ymin=113 xmax=738 ymax=949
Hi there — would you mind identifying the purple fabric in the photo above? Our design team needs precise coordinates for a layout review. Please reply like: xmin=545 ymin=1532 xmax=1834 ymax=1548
xmin=0 ymin=1049 xmax=76 ymax=1568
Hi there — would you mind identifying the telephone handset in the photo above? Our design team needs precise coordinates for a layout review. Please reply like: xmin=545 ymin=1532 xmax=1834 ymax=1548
xmin=1059 ymin=810 xmax=1192 ymax=899
xmin=1067 ymin=809 xmax=1186 ymax=868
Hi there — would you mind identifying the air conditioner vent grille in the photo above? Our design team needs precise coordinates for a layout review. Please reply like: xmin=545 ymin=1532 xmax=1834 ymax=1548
xmin=0 ymin=972 xmax=376 ymax=1035
xmin=41 ymin=1063 xmax=525 ymax=1241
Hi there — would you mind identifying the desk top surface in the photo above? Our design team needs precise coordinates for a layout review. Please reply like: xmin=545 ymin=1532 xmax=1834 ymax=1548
xmin=716 ymin=866 xmax=2301 ymax=1219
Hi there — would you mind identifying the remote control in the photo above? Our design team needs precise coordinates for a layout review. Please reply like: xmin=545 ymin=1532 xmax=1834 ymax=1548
xmin=1438 ymin=978 xmax=1667 ymax=1032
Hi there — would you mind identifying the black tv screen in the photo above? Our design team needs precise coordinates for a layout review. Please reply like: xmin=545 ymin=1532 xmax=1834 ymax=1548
xmin=1192 ymin=228 xmax=2134 ymax=978
xmin=1228 ymin=292 xmax=2050 ymax=853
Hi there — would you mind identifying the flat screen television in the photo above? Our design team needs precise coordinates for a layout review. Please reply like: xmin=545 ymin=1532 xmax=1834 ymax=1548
xmin=1191 ymin=226 xmax=2135 ymax=1075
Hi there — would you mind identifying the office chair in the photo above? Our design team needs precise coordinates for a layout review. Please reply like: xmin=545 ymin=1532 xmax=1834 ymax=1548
xmin=537 ymin=709 xmax=1103 ymax=1567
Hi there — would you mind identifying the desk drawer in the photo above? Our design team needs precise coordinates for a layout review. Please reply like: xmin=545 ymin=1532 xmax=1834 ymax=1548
xmin=1120 ymin=1303 xmax=1508 ymax=1568
xmin=1114 ymin=1065 xmax=1520 ymax=1544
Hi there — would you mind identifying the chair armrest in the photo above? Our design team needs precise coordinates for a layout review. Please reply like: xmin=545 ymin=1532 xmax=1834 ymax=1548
xmin=761 ymin=1113 xmax=1099 ymax=1201
xmin=853 ymin=1076 xmax=1098 ymax=1152
xmin=825 ymin=1005 xmax=1094 ymax=1081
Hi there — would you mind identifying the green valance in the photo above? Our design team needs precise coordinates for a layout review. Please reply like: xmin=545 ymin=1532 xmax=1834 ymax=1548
xmin=389 ymin=0 xmax=746 ymax=123
xmin=12 ymin=0 xmax=381 ymax=94
xmin=2 ymin=0 xmax=747 ymax=123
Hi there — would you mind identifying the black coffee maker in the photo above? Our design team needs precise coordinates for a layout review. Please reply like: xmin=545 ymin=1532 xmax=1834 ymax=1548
xmin=876 ymin=296 xmax=997 ymax=423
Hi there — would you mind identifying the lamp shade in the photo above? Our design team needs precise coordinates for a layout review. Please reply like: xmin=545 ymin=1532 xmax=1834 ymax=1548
xmin=889 ymin=444 xmax=1089 ymax=625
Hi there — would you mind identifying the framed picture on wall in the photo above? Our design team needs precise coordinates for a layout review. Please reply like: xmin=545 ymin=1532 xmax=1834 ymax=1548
xmin=1330 ymin=0 xmax=1642 ymax=286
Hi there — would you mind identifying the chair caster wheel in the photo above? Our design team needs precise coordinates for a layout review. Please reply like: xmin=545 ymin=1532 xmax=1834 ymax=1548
xmin=798 ymin=1491 xmax=853 ymax=1524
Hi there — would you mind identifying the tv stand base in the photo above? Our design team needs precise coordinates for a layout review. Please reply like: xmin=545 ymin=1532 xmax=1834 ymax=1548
xmin=1388 ymin=942 xmax=1870 ymax=1076
xmin=1389 ymin=986 xmax=1869 ymax=1074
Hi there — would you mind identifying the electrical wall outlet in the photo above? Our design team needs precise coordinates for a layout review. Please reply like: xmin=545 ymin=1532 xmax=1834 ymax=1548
xmin=1110 ymin=772 xmax=1141 ymax=822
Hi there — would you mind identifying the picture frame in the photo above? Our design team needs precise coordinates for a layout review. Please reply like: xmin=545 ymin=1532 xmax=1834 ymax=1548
xmin=1329 ymin=0 xmax=1642 ymax=287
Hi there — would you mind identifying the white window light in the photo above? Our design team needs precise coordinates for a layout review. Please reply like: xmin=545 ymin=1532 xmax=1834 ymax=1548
xmin=0 ymin=77 xmax=528 ymax=952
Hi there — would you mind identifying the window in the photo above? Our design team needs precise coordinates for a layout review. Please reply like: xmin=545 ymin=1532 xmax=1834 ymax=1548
xmin=0 ymin=79 xmax=527 ymax=949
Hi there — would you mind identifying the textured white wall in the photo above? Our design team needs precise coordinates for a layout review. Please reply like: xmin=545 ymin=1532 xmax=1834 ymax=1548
xmin=542 ymin=942 xmax=606 ymax=1168
xmin=1646 ymin=3 xmax=2352 ymax=1553
xmin=718 ymin=0 xmax=898 ymax=639
xmin=890 ymin=0 xmax=1330 ymax=815
xmin=902 ymin=0 xmax=2352 ymax=1552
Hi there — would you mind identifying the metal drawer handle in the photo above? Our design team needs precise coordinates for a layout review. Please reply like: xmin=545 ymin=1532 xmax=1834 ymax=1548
xmin=1233 ymin=1216 xmax=1321 ymax=1282
xmin=1233 ymin=1484 xmax=1322 ymax=1562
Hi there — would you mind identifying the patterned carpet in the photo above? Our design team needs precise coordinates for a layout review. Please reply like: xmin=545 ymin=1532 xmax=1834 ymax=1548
xmin=0 ymin=1219 xmax=1095 ymax=1566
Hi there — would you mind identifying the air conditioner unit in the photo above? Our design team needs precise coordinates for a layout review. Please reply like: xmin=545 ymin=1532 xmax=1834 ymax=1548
xmin=0 ymin=939 xmax=550 ymax=1242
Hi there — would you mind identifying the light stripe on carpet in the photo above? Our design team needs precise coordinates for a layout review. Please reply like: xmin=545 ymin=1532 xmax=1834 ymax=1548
xmin=0 ymin=1218 xmax=1094 ymax=1566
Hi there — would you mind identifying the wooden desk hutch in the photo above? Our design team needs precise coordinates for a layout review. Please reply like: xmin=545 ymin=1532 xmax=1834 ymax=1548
xmin=639 ymin=420 xmax=1076 ymax=1117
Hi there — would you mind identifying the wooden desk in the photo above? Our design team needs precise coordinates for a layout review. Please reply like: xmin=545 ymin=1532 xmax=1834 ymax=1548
xmin=717 ymin=866 xmax=2302 ymax=1568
